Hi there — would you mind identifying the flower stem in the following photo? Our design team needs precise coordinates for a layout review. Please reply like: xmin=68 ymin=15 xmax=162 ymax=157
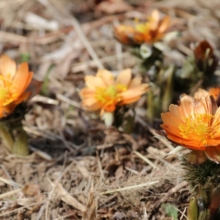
xmin=13 ymin=128 xmax=29 ymax=156
xmin=0 ymin=123 xmax=14 ymax=152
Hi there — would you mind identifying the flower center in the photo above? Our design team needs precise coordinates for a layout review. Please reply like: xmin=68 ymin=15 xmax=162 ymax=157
xmin=135 ymin=22 xmax=151 ymax=34
xmin=95 ymin=84 xmax=127 ymax=106
xmin=179 ymin=113 xmax=213 ymax=146
xmin=0 ymin=74 xmax=16 ymax=106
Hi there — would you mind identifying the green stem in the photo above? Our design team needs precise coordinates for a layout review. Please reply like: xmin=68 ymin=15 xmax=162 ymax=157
xmin=188 ymin=197 xmax=198 ymax=220
xmin=0 ymin=123 xmax=14 ymax=152
xmin=147 ymin=90 xmax=160 ymax=124
xmin=13 ymin=128 xmax=29 ymax=156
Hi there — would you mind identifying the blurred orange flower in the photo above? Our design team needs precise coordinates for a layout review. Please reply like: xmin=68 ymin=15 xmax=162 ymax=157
xmin=114 ymin=25 xmax=140 ymax=45
xmin=194 ymin=40 xmax=214 ymax=63
xmin=193 ymin=40 xmax=218 ymax=73
xmin=0 ymin=55 xmax=41 ymax=118
xmin=114 ymin=10 xmax=170 ymax=45
xmin=80 ymin=69 xmax=148 ymax=115
xmin=161 ymin=95 xmax=220 ymax=163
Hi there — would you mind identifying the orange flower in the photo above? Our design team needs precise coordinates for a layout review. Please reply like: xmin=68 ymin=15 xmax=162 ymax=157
xmin=80 ymin=69 xmax=148 ymax=115
xmin=114 ymin=10 xmax=170 ymax=45
xmin=0 ymin=55 xmax=41 ymax=118
xmin=161 ymin=95 xmax=220 ymax=163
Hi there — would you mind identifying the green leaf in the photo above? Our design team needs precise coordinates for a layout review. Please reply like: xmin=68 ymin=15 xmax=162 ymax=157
xmin=162 ymin=203 xmax=178 ymax=220
xmin=41 ymin=64 xmax=55 ymax=96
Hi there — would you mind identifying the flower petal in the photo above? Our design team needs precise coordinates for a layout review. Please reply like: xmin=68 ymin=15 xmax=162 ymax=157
xmin=116 ymin=69 xmax=131 ymax=86
xmin=80 ymin=88 xmax=95 ymax=98
xmin=128 ymin=77 xmax=142 ymax=88
xmin=0 ymin=103 xmax=15 ymax=118
xmin=150 ymin=10 xmax=160 ymax=30
xmin=120 ymin=84 xmax=148 ymax=100
xmin=85 ymin=75 xmax=106 ymax=89
xmin=0 ymin=55 xmax=16 ymax=79
xmin=11 ymin=63 xmax=33 ymax=97
xmin=82 ymin=98 xmax=102 ymax=111
xmin=121 ymin=96 xmax=141 ymax=104
xmin=194 ymin=88 xmax=209 ymax=99
xmin=96 ymin=69 xmax=114 ymax=86
xmin=205 ymin=147 xmax=220 ymax=163
xmin=158 ymin=15 xmax=170 ymax=33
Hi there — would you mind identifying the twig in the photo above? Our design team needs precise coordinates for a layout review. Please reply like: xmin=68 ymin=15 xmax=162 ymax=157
xmin=38 ymin=0 xmax=104 ymax=69
xmin=101 ymin=181 xmax=159 ymax=195
xmin=135 ymin=115 xmax=174 ymax=150
xmin=156 ymin=181 xmax=188 ymax=208
xmin=133 ymin=150 xmax=159 ymax=170
xmin=68 ymin=16 xmax=104 ymax=69
xmin=56 ymin=93 xmax=81 ymax=109
xmin=0 ymin=188 xmax=22 ymax=199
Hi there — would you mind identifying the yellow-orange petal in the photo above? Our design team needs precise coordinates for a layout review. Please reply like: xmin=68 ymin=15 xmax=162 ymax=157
xmin=212 ymin=107 xmax=220 ymax=126
xmin=128 ymin=77 xmax=142 ymax=88
xmin=163 ymin=131 xmax=206 ymax=151
xmin=96 ymin=69 xmax=114 ymax=87
xmin=120 ymin=96 xmax=141 ymax=104
xmin=11 ymin=63 xmax=32 ymax=97
xmin=161 ymin=110 xmax=183 ymax=132
xmin=116 ymin=69 xmax=132 ymax=86
xmin=85 ymin=75 xmax=106 ymax=89
xmin=0 ymin=55 xmax=16 ymax=79
xmin=205 ymin=147 xmax=220 ymax=163
xmin=177 ymin=96 xmax=195 ymax=118
xmin=14 ymin=91 xmax=31 ymax=105
xmin=150 ymin=10 xmax=160 ymax=30
xmin=209 ymin=87 xmax=220 ymax=100
xmin=158 ymin=16 xmax=170 ymax=33
xmin=120 ymin=84 xmax=148 ymax=100
xmin=103 ymin=103 xmax=116 ymax=112
xmin=0 ymin=103 xmax=15 ymax=118
xmin=82 ymin=98 xmax=102 ymax=111
xmin=194 ymin=88 xmax=209 ymax=99
xmin=80 ymin=88 xmax=95 ymax=98
xmin=114 ymin=25 xmax=136 ymax=45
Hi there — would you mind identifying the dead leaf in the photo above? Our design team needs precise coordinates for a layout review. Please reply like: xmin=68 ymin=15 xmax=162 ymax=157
xmin=96 ymin=0 xmax=132 ymax=14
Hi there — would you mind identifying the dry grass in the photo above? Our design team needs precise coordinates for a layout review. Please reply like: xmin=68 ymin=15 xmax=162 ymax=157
xmin=0 ymin=0 xmax=219 ymax=219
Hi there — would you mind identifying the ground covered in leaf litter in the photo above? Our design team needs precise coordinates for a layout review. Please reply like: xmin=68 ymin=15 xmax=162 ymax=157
xmin=0 ymin=0 xmax=220 ymax=219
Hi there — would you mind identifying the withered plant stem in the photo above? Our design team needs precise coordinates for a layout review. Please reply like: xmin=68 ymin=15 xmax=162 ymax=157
xmin=0 ymin=123 xmax=14 ymax=152
xmin=12 ymin=128 xmax=29 ymax=156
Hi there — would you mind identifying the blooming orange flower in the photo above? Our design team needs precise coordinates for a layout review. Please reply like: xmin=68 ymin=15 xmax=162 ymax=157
xmin=114 ymin=10 xmax=170 ymax=45
xmin=80 ymin=69 xmax=148 ymax=115
xmin=161 ymin=95 xmax=220 ymax=163
xmin=0 ymin=55 xmax=41 ymax=118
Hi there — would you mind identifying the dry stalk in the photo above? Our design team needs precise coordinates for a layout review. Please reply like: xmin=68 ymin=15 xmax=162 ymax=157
xmin=101 ymin=181 xmax=159 ymax=195
xmin=133 ymin=150 xmax=159 ymax=170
